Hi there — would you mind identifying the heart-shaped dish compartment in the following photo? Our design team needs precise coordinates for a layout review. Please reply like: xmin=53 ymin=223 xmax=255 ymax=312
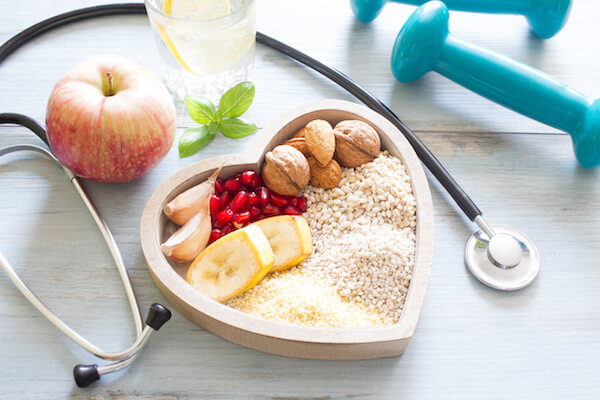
xmin=140 ymin=99 xmax=433 ymax=360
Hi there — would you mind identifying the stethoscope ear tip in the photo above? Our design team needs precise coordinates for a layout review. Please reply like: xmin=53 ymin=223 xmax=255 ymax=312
xmin=146 ymin=303 xmax=172 ymax=331
xmin=73 ymin=364 xmax=100 ymax=388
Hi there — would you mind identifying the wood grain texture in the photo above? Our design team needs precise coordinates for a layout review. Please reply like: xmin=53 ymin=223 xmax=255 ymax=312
xmin=140 ymin=100 xmax=434 ymax=359
xmin=1 ymin=0 xmax=599 ymax=399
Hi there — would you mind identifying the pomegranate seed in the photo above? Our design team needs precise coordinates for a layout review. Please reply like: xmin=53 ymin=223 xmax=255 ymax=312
xmin=210 ymin=194 xmax=222 ymax=214
xmin=215 ymin=208 xmax=233 ymax=225
xmin=247 ymin=192 xmax=259 ymax=207
xmin=221 ymin=223 xmax=234 ymax=236
xmin=248 ymin=175 xmax=262 ymax=190
xmin=239 ymin=170 xmax=256 ymax=187
xmin=230 ymin=190 xmax=249 ymax=212
xmin=270 ymin=193 xmax=288 ymax=207
xmin=262 ymin=204 xmax=280 ymax=217
xmin=283 ymin=206 xmax=301 ymax=215
xmin=288 ymin=196 xmax=299 ymax=207
xmin=232 ymin=211 xmax=252 ymax=228
xmin=214 ymin=179 xmax=224 ymax=194
xmin=256 ymin=187 xmax=270 ymax=207
xmin=220 ymin=191 xmax=231 ymax=208
xmin=249 ymin=206 xmax=261 ymax=219
xmin=297 ymin=196 xmax=307 ymax=212
xmin=209 ymin=229 xmax=221 ymax=244
xmin=223 ymin=177 xmax=241 ymax=192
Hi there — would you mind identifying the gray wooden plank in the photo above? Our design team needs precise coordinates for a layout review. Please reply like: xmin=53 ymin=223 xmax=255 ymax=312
xmin=1 ymin=0 xmax=600 ymax=399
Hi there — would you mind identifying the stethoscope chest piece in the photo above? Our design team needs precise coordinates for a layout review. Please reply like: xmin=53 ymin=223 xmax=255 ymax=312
xmin=465 ymin=225 xmax=540 ymax=291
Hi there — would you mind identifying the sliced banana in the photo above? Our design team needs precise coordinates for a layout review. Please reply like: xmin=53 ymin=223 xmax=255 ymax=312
xmin=254 ymin=215 xmax=313 ymax=272
xmin=186 ymin=225 xmax=273 ymax=302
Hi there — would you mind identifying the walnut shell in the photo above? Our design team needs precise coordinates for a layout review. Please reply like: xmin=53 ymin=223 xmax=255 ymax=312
xmin=308 ymin=157 xmax=341 ymax=189
xmin=333 ymin=120 xmax=381 ymax=167
xmin=261 ymin=145 xmax=310 ymax=196
xmin=283 ymin=137 xmax=311 ymax=157
xmin=305 ymin=119 xmax=335 ymax=166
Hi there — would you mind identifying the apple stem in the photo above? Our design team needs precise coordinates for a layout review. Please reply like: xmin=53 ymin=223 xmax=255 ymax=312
xmin=103 ymin=72 xmax=116 ymax=97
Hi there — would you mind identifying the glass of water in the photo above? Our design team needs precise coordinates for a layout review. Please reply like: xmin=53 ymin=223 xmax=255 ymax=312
xmin=145 ymin=0 xmax=256 ymax=101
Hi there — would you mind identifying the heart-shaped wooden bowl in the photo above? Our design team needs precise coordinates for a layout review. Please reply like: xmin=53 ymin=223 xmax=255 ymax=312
xmin=140 ymin=99 xmax=433 ymax=359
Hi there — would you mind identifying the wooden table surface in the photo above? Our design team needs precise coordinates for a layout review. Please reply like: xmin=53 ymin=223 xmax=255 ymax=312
xmin=1 ymin=1 xmax=599 ymax=398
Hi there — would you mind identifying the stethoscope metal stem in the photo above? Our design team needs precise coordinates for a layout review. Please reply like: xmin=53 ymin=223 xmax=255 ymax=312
xmin=0 ymin=143 xmax=171 ymax=387
xmin=70 ymin=174 xmax=143 ymax=338
xmin=0 ymin=247 xmax=150 ymax=361
xmin=0 ymin=144 xmax=144 ymax=359
xmin=474 ymin=215 xmax=496 ymax=239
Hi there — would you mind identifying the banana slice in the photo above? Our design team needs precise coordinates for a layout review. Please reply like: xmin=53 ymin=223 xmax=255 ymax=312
xmin=186 ymin=225 xmax=273 ymax=302
xmin=253 ymin=216 xmax=313 ymax=272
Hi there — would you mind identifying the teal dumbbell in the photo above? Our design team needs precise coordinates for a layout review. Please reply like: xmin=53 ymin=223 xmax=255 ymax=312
xmin=391 ymin=1 xmax=600 ymax=168
xmin=351 ymin=0 xmax=571 ymax=39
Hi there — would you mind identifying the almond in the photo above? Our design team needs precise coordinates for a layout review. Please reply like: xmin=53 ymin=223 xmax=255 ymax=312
xmin=283 ymin=137 xmax=311 ymax=157
xmin=307 ymin=157 xmax=341 ymax=189
xmin=304 ymin=119 xmax=335 ymax=166
xmin=290 ymin=127 xmax=307 ymax=139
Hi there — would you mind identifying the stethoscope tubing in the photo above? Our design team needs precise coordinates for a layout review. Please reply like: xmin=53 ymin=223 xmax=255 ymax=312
xmin=0 ymin=2 xmax=482 ymax=222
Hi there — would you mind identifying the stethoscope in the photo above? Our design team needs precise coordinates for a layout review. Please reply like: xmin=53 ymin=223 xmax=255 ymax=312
xmin=0 ymin=128 xmax=172 ymax=387
xmin=0 ymin=2 xmax=540 ymax=387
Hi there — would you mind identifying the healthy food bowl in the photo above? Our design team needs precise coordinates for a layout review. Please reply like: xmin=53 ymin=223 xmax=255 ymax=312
xmin=140 ymin=99 xmax=433 ymax=359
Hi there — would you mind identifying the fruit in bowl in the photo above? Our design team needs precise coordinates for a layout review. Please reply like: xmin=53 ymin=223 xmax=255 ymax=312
xmin=46 ymin=55 xmax=176 ymax=182
xmin=185 ymin=216 xmax=313 ymax=302
xmin=140 ymin=100 xmax=434 ymax=359
xmin=160 ymin=168 xmax=309 ymax=261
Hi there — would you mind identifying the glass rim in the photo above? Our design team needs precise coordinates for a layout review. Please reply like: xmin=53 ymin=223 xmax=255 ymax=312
xmin=144 ymin=0 xmax=254 ymax=23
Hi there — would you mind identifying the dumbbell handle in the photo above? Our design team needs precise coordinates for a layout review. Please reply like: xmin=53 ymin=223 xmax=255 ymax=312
xmin=439 ymin=35 xmax=588 ymax=134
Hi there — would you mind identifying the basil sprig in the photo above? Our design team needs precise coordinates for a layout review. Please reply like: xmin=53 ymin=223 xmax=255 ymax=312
xmin=179 ymin=81 xmax=257 ymax=157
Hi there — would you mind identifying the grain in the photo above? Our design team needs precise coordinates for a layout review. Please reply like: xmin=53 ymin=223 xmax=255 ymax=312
xmin=226 ymin=151 xmax=417 ymax=327
xmin=227 ymin=267 xmax=388 ymax=327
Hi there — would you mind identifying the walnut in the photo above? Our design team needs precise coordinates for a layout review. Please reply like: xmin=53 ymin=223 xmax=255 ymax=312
xmin=304 ymin=119 xmax=335 ymax=166
xmin=261 ymin=145 xmax=310 ymax=196
xmin=282 ymin=137 xmax=311 ymax=157
xmin=307 ymin=157 xmax=342 ymax=189
xmin=333 ymin=120 xmax=381 ymax=167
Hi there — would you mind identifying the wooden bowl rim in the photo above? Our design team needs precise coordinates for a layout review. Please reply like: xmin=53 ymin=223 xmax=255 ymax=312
xmin=140 ymin=99 xmax=434 ymax=345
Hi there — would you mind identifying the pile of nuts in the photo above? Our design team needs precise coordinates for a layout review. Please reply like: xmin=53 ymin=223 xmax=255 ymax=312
xmin=261 ymin=119 xmax=381 ymax=195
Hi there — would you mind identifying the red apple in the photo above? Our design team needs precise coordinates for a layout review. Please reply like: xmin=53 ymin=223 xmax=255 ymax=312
xmin=46 ymin=55 xmax=176 ymax=182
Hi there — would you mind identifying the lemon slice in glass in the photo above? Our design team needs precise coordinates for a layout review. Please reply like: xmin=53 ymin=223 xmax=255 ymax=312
xmin=158 ymin=0 xmax=255 ymax=76
xmin=164 ymin=0 xmax=231 ymax=19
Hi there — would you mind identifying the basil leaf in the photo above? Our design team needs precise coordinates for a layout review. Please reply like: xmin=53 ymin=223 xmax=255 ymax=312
xmin=178 ymin=124 xmax=218 ymax=157
xmin=218 ymin=118 xmax=257 ymax=139
xmin=214 ymin=108 xmax=224 ymax=123
xmin=218 ymin=81 xmax=255 ymax=118
xmin=184 ymin=95 xmax=217 ymax=124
